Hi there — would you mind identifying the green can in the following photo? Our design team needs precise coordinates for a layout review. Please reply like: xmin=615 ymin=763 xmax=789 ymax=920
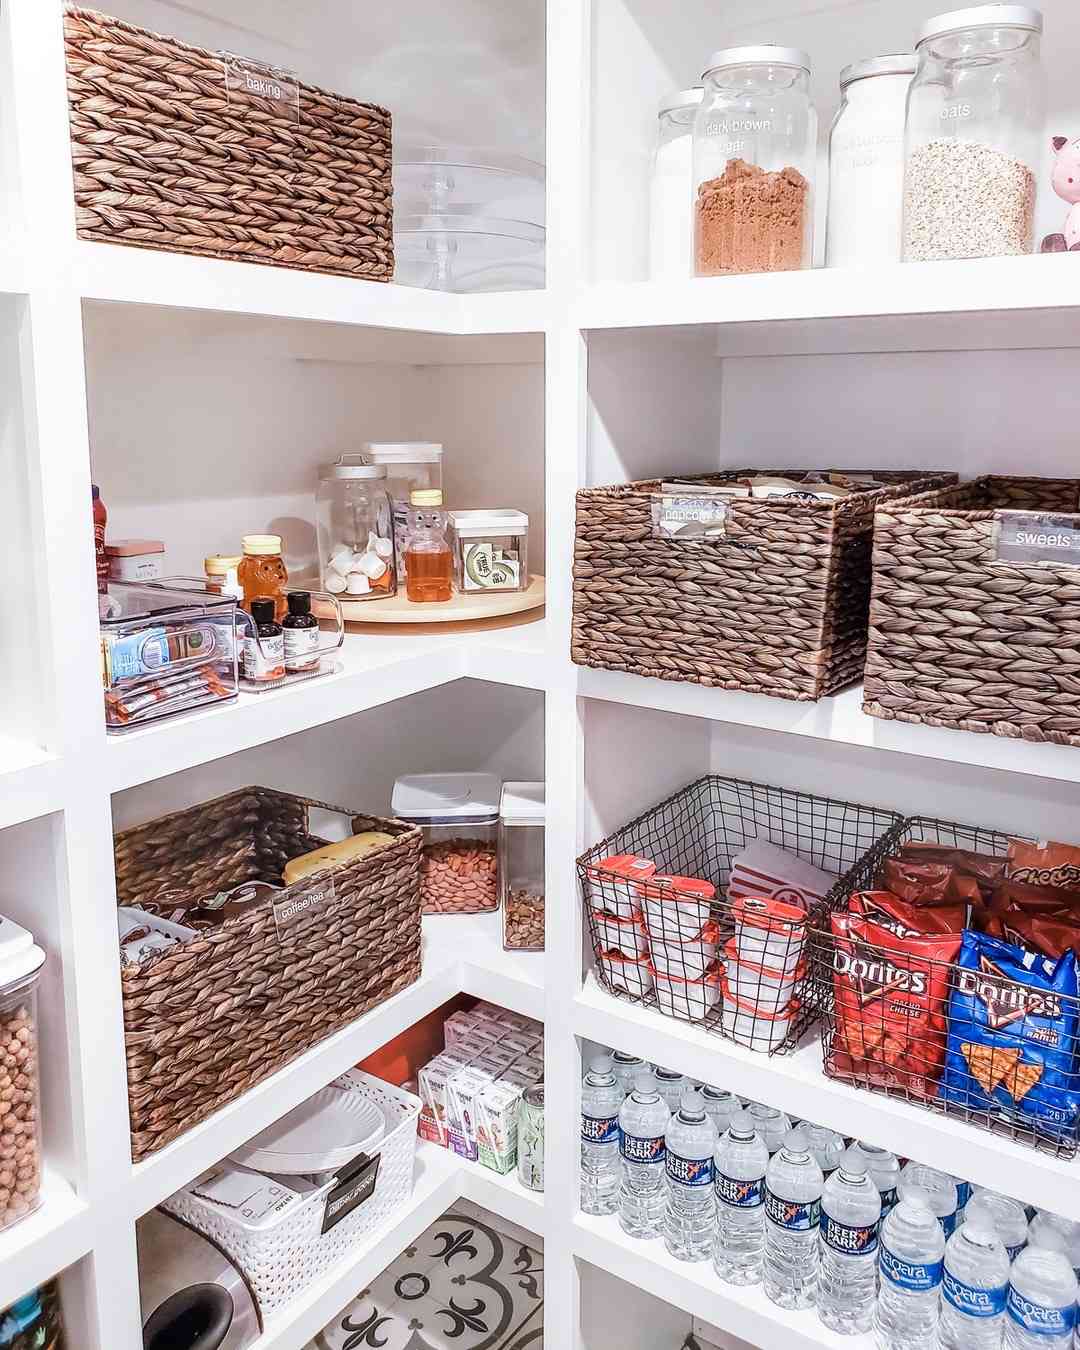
xmin=517 ymin=1085 xmax=545 ymax=1192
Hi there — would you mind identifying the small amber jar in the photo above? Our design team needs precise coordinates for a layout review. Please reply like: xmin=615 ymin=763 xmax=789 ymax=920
xmin=238 ymin=534 xmax=288 ymax=619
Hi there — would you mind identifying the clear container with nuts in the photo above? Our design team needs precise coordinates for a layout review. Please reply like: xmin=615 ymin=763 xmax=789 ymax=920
xmin=392 ymin=773 xmax=501 ymax=915
xmin=499 ymin=781 xmax=545 ymax=951
xmin=0 ymin=916 xmax=45 ymax=1234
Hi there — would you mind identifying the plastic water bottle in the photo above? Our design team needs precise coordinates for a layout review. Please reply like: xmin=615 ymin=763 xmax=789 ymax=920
xmin=749 ymin=1103 xmax=792 ymax=1155
xmin=712 ymin=1108 xmax=769 ymax=1286
xmin=939 ymin=1220 xmax=1010 ymax=1350
xmin=855 ymin=1141 xmax=901 ymax=1218
xmin=954 ymin=1177 xmax=972 ymax=1225
xmin=817 ymin=1144 xmax=882 ymax=1334
xmin=580 ymin=1056 xmax=623 ymax=1215
xmin=875 ymin=1185 xmax=946 ymax=1350
xmin=611 ymin=1051 xmax=646 ymax=1098
xmin=901 ymin=1161 xmax=958 ymax=1237
xmin=617 ymin=1070 xmax=670 ymax=1240
xmin=1005 ymin=1233 xmax=1077 ymax=1350
xmin=702 ymin=1085 xmax=739 ymax=1137
xmin=663 ymin=1089 xmax=716 ymax=1262
xmin=655 ymin=1067 xmax=688 ymax=1115
xmin=966 ymin=1191 xmax=1029 ymax=1262
xmin=763 ymin=1124 xmax=825 ymax=1309
xmin=808 ymin=1124 xmax=846 ymax=1178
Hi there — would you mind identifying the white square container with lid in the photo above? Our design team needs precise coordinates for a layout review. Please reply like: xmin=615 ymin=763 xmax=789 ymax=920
xmin=449 ymin=509 xmax=529 ymax=592
xmin=500 ymin=781 xmax=545 ymax=952
xmin=392 ymin=773 xmax=501 ymax=915
xmin=364 ymin=443 xmax=444 ymax=584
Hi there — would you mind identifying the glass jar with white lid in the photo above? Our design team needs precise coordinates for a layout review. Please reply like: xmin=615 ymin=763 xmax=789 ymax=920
xmin=903 ymin=5 xmax=1045 ymax=261
xmin=316 ymin=457 xmax=396 ymax=601
xmin=364 ymin=443 xmax=443 ymax=585
xmin=826 ymin=55 xmax=918 ymax=267
xmin=692 ymin=46 xmax=817 ymax=276
xmin=649 ymin=87 xmax=703 ymax=280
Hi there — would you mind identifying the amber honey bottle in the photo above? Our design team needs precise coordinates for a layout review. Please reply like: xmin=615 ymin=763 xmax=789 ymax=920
xmin=238 ymin=534 xmax=288 ymax=620
xmin=404 ymin=490 xmax=452 ymax=603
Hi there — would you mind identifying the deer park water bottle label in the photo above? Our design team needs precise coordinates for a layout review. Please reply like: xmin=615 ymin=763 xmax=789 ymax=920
xmin=942 ymin=1270 xmax=1008 ymax=1318
xmin=581 ymin=1114 xmax=619 ymax=1145
xmin=665 ymin=1151 xmax=714 ymax=1187
xmin=715 ymin=1173 xmax=764 ymax=1208
xmin=620 ymin=1132 xmax=666 ymax=1166
xmin=880 ymin=1246 xmax=943 ymax=1293
xmin=1006 ymin=1288 xmax=1076 ymax=1336
xmin=765 ymin=1191 xmax=821 ymax=1231
xmin=820 ymin=1214 xmax=879 ymax=1256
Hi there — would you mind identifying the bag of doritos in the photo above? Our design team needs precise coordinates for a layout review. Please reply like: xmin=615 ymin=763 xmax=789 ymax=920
xmin=850 ymin=890 xmax=967 ymax=938
xmin=829 ymin=912 xmax=960 ymax=1101
xmin=941 ymin=930 xmax=1080 ymax=1142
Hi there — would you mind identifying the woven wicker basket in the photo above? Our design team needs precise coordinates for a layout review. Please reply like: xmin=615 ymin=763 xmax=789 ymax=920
xmin=864 ymin=475 xmax=1080 ymax=746
xmin=572 ymin=471 xmax=955 ymax=701
xmin=64 ymin=7 xmax=393 ymax=280
xmin=115 ymin=787 xmax=421 ymax=1160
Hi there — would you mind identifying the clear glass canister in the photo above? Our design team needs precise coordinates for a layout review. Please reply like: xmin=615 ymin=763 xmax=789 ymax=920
xmin=826 ymin=55 xmax=918 ymax=267
xmin=903 ymin=5 xmax=1045 ymax=261
xmin=449 ymin=510 xmax=529 ymax=593
xmin=391 ymin=773 xmax=501 ymax=915
xmin=649 ymin=87 xmax=703 ymax=281
xmin=0 ymin=917 xmax=45 ymax=1235
xmin=364 ymin=442 xmax=443 ymax=586
xmin=500 ymin=782 xmax=545 ymax=951
xmin=693 ymin=45 xmax=817 ymax=276
xmin=316 ymin=457 xmax=396 ymax=601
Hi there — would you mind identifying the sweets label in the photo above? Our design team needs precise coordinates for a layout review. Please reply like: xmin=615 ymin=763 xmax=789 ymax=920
xmin=994 ymin=512 xmax=1080 ymax=568
xmin=273 ymin=875 xmax=337 ymax=941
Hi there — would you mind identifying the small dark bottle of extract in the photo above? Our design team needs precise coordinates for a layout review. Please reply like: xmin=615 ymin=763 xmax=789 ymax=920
xmin=282 ymin=590 xmax=320 ymax=673
xmin=244 ymin=598 xmax=285 ymax=682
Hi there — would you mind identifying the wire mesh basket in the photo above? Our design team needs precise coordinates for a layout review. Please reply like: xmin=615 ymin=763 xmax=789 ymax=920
xmin=811 ymin=815 xmax=1080 ymax=1159
xmin=577 ymin=776 xmax=903 ymax=1055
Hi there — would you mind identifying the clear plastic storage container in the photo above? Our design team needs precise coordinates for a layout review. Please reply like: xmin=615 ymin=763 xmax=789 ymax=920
xmin=650 ymin=88 xmax=703 ymax=280
xmin=316 ymin=457 xmax=396 ymax=601
xmin=827 ymin=55 xmax=918 ymax=267
xmin=903 ymin=5 xmax=1045 ymax=261
xmin=364 ymin=443 xmax=443 ymax=585
xmin=0 ymin=917 xmax=45 ymax=1235
xmin=100 ymin=581 xmax=240 ymax=731
xmin=500 ymin=782 xmax=545 ymax=951
xmin=391 ymin=773 xmax=501 ymax=914
xmin=449 ymin=510 xmax=529 ymax=593
xmin=394 ymin=213 xmax=545 ymax=292
xmin=693 ymin=45 xmax=817 ymax=275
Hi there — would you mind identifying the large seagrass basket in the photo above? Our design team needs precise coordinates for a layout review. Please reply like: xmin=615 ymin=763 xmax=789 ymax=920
xmin=864 ymin=475 xmax=1080 ymax=746
xmin=572 ymin=470 xmax=954 ymax=701
xmin=115 ymin=787 xmax=421 ymax=1160
xmin=64 ymin=7 xmax=393 ymax=280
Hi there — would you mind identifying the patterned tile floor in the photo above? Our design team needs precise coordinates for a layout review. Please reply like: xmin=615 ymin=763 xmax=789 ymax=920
xmin=316 ymin=1208 xmax=543 ymax=1350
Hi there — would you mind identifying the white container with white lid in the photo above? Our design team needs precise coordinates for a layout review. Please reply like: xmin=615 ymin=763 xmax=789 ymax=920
xmin=500 ymin=781 xmax=545 ymax=952
xmin=0 ymin=916 xmax=46 ymax=1235
xmin=393 ymin=773 xmax=502 ymax=914
xmin=450 ymin=509 xmax=529 ymax=593
xmin=364 ymin=443 xmax=444 ymax=585
xmin=0 ymin=916 xmax=46 ymax=991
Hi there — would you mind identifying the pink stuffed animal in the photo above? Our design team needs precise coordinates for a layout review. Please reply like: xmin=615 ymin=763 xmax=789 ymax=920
xmin=1042 ymin=136 xmax=1080 ymax=252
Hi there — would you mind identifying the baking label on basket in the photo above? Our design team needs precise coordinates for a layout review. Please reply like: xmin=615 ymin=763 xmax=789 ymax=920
xmin=221 ymin=53 xmax=300 ymax=123
xmin=651 ymin=493 xmax=730 ymax=540
xmin=993 ymin=512 xmax=1080 ymax=568
xmin=272 ymin=875 xmax=337 ymax=942
xmin=321 ymin=1152 xmax=382 ymax=1234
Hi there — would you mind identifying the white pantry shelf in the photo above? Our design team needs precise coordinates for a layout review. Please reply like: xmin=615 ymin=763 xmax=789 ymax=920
xmin=577 ymin=667 xmax=1080 ymax=786
xmin=0 ymin=739 xmax=62 ymax=829
xmin=575 ymin=975 xmax=1080 ymax=1219
xmin=573 ymin=1214 xmax=868 ymax=1350
xmin=107 ymin=620 xmax=548 ymax=793
xmin=0 ymin=1173 xmax=91 ymax=1312
xmin=430 ymin=909 xmax=546 ymax=1021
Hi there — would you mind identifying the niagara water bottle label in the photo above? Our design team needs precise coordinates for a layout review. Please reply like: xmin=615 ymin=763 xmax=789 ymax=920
xmin=1006 ymin=1289 xmax=1076 ymax=1336
xmin=715 ymin=1173 xmax=764 ymax=1208
xmin=765 ymin=1192 xmax=821 ymax=1231
xmin=581 ymin=1114 xmax=619 ymax=1145
xmin=880 ymin=1188 xmax=898 ymax=1217
xmin=620 ymin=1132 xmax=666 ymax=1166
xmin=880 ymin=1246 xmax=943 ymax=1293
xmin=941 ymin=1211 xmax=958 ymax=1238
xmin=942 ymin=1271 xmax=1008 ymax=1318
xmin=665 ymin=1152 xmax=714 ymax=1188
xmin=1006 ymin=1242 xmax=1027 ymax=1263
xmin=820 ymin=1214 xmax=879 ymax=1256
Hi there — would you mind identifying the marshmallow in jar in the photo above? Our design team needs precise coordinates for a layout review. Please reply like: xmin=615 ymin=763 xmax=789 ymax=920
xmin=826 ymin=54 xmax=917 ymax=267
xmin=315 ymin=457 xmax=396 ymax=600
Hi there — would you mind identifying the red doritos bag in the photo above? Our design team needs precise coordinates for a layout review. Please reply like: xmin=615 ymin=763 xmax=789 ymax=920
xmin=829 ymin=912 xmax=961 ymax=1101
xmin=850 ymin=890 xmax=967 ymax=938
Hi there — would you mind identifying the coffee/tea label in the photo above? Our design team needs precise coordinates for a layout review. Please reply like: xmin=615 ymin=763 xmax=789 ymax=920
xmin=273 ymin=875 xmax=336 ymax=941
xmin=994 ymin=512 xmax=1080 ymax=568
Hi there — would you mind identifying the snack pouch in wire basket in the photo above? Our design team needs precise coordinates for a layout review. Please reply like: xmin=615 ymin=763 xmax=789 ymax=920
xmin=940 ymin=930 xmax=1080 ymax=1141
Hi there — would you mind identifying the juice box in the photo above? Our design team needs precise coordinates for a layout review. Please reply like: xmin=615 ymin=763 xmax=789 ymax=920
xmin=476 ymin=1079 xmax=524 ymax=1173
xmin=445 ymin=1066 xmax=491 ymax=1161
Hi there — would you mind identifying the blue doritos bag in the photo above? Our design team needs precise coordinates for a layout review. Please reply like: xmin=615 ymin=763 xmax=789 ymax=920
xmin=941 ymin=930 xmax=1080 ymax=1141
